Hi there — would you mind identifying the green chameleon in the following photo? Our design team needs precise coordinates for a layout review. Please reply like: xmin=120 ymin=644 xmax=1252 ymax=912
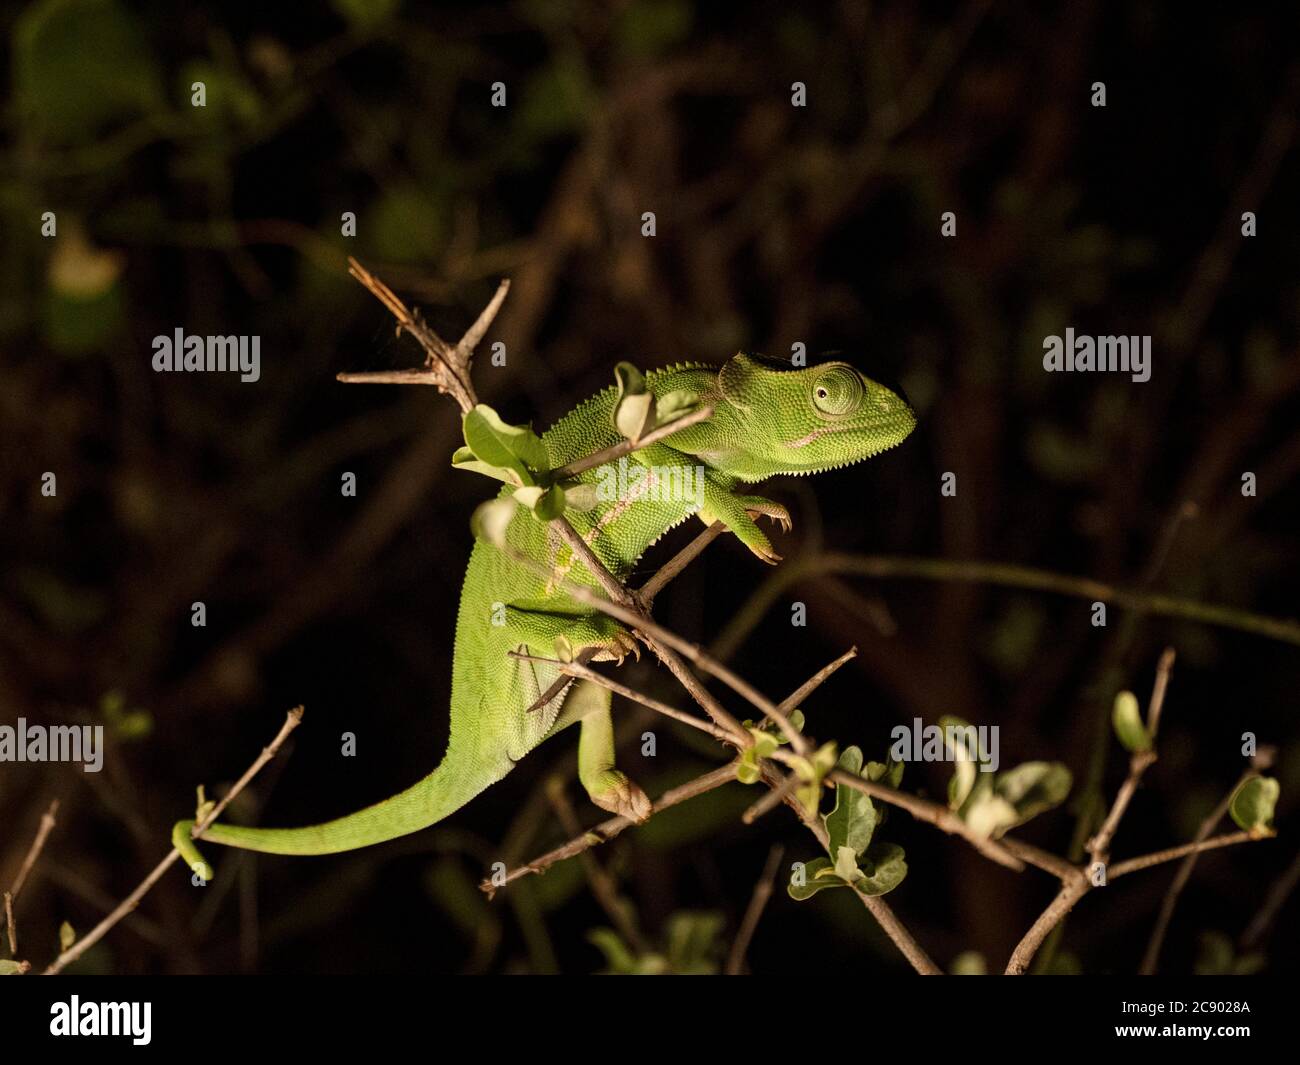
xmin=173 ymin=353 xmax=915 ymax=872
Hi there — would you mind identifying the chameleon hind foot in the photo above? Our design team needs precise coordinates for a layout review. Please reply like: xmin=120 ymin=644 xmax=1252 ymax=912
xmin=587 ymin=769 xmax=653 ymax=823
xmin=572 ymin=692 xmax=652 ymax=822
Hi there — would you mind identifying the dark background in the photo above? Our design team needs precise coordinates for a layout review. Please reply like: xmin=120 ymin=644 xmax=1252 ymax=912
xmin=2 ymin=0 xmax=1297 ymax=975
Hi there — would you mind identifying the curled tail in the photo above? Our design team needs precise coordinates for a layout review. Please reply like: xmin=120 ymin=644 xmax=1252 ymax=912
xmin=172 ymin=743 xmax=511 ymax=876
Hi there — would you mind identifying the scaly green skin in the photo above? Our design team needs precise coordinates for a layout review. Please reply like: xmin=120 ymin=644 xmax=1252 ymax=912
xmin=173 ymin=354 xmax=915 ymax=867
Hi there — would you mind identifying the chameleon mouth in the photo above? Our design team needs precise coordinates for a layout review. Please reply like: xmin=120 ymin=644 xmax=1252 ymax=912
xmin=785 ymin=426 xmax=835 ymax=448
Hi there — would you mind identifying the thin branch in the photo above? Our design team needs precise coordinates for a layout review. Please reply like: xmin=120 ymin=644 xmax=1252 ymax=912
xmin=725 ymin=844 xmax=784 ymax=975
xmin=3 ymin=893 xmax=14 ymax=957
xmin=999 ymin=838 xmax=1081 ymax=881
xmin=638 ymin=521 xmax=727 ymax=604
xmin=1108 ymin=831 xmax=1267 ymax=879
xmin=480 ymin=764 xmax=738 ymax=894
xmin=1087 ymin=649 xmax=1175 ymax=866
xmin=545 ymin=533 xmax=808 ymax=752
xmin=784 ymin=554 xmax=1300 ymax=648
xmin=1005 ymin=831 xmax=1273 ymax=975
xmin=1005 ymin=876 xmax=1091 ymax=975
xmin=4 ymin=799 xmax=59 ymax=957
xmin=8 ymin=800 xmax=59 ymax=901
xmin=742 ymin=771 xmax=801 ymax=824
xmin=779 ymin=646 xmax=858 ymax=709
xmin=547 ymin=519 xmax=758 ymax=743
xmin=510 ymin=651 xmax=744 ymax=745
xmin=44 ymin=708 xmax=303 ymax=975
xmin=1139 ymin=765 xmax=1255 ymax=974
xmin=453 ymin=277 xmax=512 ymax=363
xmin=1240 ymin=846 xmax=1300 ymax=953
xmin=858 ymin=891 xmax=943 ymax=975
xmin=829 ymin=771 xmax=1024 ymax=872
xmin=546 ymin=405 xmax=714 ymax=483
xmin=524 ymin=521 xmax=727 ymax=716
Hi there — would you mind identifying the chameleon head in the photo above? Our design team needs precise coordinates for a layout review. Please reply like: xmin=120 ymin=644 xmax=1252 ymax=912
xmin=674 ymin=353 xmax=917 ymax=481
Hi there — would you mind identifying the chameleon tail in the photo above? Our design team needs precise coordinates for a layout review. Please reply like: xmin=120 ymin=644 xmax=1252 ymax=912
xmin=172 ymin=744 xmax=510 ymax=874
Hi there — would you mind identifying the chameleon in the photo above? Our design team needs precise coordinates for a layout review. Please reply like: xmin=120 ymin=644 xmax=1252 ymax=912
xmin=173 ymin=353 xmax=916 ymax=871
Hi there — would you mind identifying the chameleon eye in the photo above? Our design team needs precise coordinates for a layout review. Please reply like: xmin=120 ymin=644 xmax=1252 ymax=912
xmin=810 ymin=366 xmax=863 ymax=417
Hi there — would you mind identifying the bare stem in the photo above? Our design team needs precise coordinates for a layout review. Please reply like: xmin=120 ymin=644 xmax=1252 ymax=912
xmin=1109 ymin=831 xmax=1266 ymax=879
xmin=1139 ymin=765 xmax=1254 ymax=974
xmin=4 ymin=799 xmax=59 ymax=957
xmin=725 ymin=844 xmax=785 ymax=975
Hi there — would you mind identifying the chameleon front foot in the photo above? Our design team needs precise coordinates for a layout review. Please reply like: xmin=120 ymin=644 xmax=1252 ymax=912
xmin=700 ymin=483 xmax=791 ymax=564
xmin=739 ymin=496 xmax=793 ymax=534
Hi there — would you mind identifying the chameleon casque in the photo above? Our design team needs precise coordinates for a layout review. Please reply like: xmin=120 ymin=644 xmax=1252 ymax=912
xmin=174 ymin=353 xmax=916 ymax=868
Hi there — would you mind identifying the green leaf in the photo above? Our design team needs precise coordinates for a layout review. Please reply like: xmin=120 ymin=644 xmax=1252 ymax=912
xmin=866 ymin=756 xmax=904 ymax=789
xmin=942 ymin=715 xmax=994 ymax=816
xmin=1229 ymin=776 xmax=1279 ymax=837
xmin=655 ymin=389 xmax=698 ymax=424
xmin=460 ymin=405 xmax=548 ymax=486
xmin=615 ymin=392 xmax=656 ymax=442
xmin=1111 ymin=690 xmax=1151 ymax=752
xmin=612 ymin=362 xmax=657 ymax=442
xmin=613 ymin=361 xmax=646 ymax=398
xmin=823 ymin=746 xmax=878 ymax=859
xmin=786 ymin=857 xmax=844 ymax=901
xmin=451 ymin=446 xmax=525 ymax=486
xmin=962 ymin=790 xmax=1020 ymax=839
xmin=470 ymin=498 xmax=518 ymax=548
xmin=0 ymin=959 xmax=28 ymax=975
xmin=833 ymin=845 xmax=863 ymax=883
xmin=513 ymin=484 xmax=566 ymax=520
xmin=59 ymin=920 xmax=76 ymax=952
xmin=734 ymin=750 xmax=762 ymax=785
xmin=996 ymin=762 xmax=1072 ymax=826
xmin=853 ymin=842 xmax=908 ymax=896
